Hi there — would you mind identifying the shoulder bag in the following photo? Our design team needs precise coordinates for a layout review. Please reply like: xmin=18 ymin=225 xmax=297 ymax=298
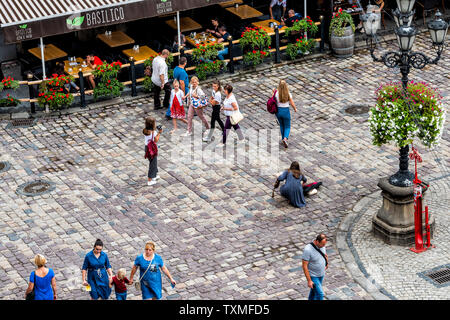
xmin=134 ymin=257 xmax=153 ymax=291
xmin=25 ymin=271 xmax=36 ymax=300
xmin=310 ymin=242 xmax=328 ymax=267
xmin=230 ymin=108 xmax=244 ymax=125
xmin=267 ymin=89 xmax=278 ymax=114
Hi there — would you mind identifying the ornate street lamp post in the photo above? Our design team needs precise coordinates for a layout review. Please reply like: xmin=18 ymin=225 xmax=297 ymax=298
xmin=361 ymin=0 xmax=448 ymax=245
xmin=361 ymin=0 xmax=448 ymax=187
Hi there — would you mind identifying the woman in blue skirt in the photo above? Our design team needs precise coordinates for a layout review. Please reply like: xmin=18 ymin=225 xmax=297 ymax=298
xmin=82 ymin=239 xmax=113 ymax=300
xmin=129 ymin=241 xmax=176 ymax=300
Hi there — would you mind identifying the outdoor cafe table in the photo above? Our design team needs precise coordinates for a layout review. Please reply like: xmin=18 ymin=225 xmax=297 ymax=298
xmin=225 ymin=4 xmax=263 ymax=20
xmin=28 ymin=44 xmax=67 ymax=61
xmin=165 ymin=17 xmax=202 ymax=32
xmin=97 ymin=31 xmax=135 ymax=48
xmin=122 ymin=46 xmax=158 ymax=61
xmin=219 ymin=0 xmax=243 ymax=7
xmin=252 ymin=19 xmax=287 ymax=33
xmin=185 ymin=32 xmax=218 ymax=47
xmin=63 ymin=57 xmax=93 ymax=76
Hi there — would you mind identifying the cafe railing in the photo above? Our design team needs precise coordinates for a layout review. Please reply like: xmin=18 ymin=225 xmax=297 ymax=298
xmin=13 ymin=17 xmax=324 ymax=113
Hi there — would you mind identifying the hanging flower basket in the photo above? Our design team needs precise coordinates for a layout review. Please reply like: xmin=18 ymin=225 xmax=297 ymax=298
xmin=37 ymin=73 xmax=75 ymax=110
xmin=92 ymin=61 xmax=124 ymax=100
xmin=195 ymin=60 xmax=225 ymax=81
xmin=0 ymin=76 xmax=20 ymax=91
xmin=240 ymin=27 xmax=272 ymax=66
xmin=284 ymin=16 xmax=318 ymax=37
xmin=142 ymin=54 xmax=174 ymax=92
xmin=0 ymin=94 xmax=21 ymax=107
xmin=286 ymin=37 xmax=316 ymax=60
xmin=368 ymin=81 xmax=446 ymax=148
xmin=192 ymin=43 xmax=224 ymax=62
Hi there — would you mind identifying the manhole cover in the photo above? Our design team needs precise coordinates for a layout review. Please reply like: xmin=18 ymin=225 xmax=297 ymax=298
xmin=6 ymin=118 xmax=36 ymax=129
xmin=344 ymin=105 xmax=370 ymax=115
xmin=418 ymin=265 xmax=450 ymax=288
xmin=0 ymin=161 xmax=10 ymax=173
xmin=16 ymin=180 xmax=56 ymax=197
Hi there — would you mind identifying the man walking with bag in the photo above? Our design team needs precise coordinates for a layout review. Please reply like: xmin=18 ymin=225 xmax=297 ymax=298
xmin=302 ymin=233 xmax=328 ymax=300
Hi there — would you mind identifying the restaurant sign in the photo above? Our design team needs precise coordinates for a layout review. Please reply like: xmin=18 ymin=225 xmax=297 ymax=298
xmin=66 ymin=6 xmax=126 ymax=30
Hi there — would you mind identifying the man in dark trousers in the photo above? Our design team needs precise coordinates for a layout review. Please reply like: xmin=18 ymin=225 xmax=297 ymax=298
xmin=151 ymin=49 xmax=171 ymax=119
xmin=302 ymin=233 xmax=328 ymax=300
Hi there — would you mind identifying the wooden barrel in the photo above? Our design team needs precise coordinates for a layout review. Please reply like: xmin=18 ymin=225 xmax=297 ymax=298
xmin=330 ymin=26 xmax=355 ymax=58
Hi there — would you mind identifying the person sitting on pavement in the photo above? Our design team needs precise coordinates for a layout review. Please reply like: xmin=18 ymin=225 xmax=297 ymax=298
xmin=274 ymin=161 xmax=322 ymax=208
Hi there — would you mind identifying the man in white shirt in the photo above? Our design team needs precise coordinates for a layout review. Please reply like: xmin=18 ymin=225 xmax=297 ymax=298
xmin=151 ymin=49 xmax=171 ymax=118
xmin=269 ymin=0 xmax=287 ymax=22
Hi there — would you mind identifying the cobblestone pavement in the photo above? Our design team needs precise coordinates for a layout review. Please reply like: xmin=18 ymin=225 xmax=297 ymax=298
xmin=0 ymin=33 xmax=448 ymax=300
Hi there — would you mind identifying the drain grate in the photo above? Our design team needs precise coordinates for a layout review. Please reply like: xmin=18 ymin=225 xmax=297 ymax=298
xmin=344 ymin=105 xmax=370 ymax=116
xmin=6 ymin=118 xmax=36 ymax=129
xmin=418 ymin=265 xmax=450 ymax=288
xmin=16 ymin=180 xmax=55 ymax=197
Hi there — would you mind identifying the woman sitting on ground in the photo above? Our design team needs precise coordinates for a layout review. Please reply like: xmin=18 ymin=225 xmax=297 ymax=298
xmin=274 ymin=161 xmax=322 ymax=208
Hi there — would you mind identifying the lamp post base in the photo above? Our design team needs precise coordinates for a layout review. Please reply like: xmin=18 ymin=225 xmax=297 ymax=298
xmin=372 ymin=177 xmax=435 ymax=246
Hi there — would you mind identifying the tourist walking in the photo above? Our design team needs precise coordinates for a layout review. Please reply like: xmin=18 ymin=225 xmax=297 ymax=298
xmin=81 ymin=239 xmax=113 ymax=300
xmin=302 ymin=234 xmax=328 ymax=300
xmin=273 ymin=161 xmax=321 ymax=208
xmin=109 ymin=268 xmax=131 ymax=300
xmin=169 ymin=80 xmax=187 ymax=133
xmin=273 ymin=80 xmax=297 ymax=148
xmin=203 ymin=80 xmax=224 ymax=142
xmin=129 ymin=241 xmax=176 ymax=300
xmin=222 ymin=84 xmax=244 ymax=144
xmin=168 ymin=56 xmax=189 ymax=120
xmin=143 ymin=117 xmax=162 ymax=186
xmin=24 ymin=254 xmax=57 ymax=300
xmin=183 ymin=76 xmax=210 ymax=137
xmin=152 ymin=49 xmax=171 ymax=118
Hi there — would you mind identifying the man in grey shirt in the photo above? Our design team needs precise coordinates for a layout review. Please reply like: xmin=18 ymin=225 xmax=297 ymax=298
xmin=302 ymin=233 xmax=328 ymax=300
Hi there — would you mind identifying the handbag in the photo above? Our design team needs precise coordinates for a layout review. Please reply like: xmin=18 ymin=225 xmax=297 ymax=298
xmin=230 ymin=109 xmax=244 ymax=125
xmin=25 ymin=271 xmax=36 ymax=300
xmin=267 ymin=89 xmax=278 ymax=114
xmin=135 ymin=257 xmax=153 ymax=291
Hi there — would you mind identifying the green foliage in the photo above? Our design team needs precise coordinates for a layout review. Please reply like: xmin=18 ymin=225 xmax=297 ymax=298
xmin=192 ymin=43 xmax=224 ymax=62
xmin=329 ymin=8 xmax=355 ymax=37
xmin=243 ymin=49 xmax=271 ymax=66
xmin=286 ymin=37 xmax=316 ymax=60
xmin=240 ymin=27 xmax=271 ymax=51
xmin=143 ymin=76 xmax=153 ymax=93
xmin=369 ymin=82 xmax=446 ymax=148
xmin=92 ymin=61 xmax=124 ymax=100
xmin=195 ymin=60 xmax=225 ymax=81
xmin=0 ymin=76 xmax=20 ymax=91
xmin=37 ymin=74 xmax=75 ymax=110
xmin=0 ymin=94 xmax=21 ymax=107
xmin=285 ymin=17 xmax=318 ymax=37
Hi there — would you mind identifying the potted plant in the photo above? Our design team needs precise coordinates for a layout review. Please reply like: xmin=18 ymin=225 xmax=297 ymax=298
xmin=92 ymin=61 xmax=124 ymax=100
xmin=240 ymin=27 xmax=272 ymax=66
xmin=0 ymin=94 xmax=21 ymax=107
xmin=37 ymin=74 xmax=75 ymax=111
xmin=0 ymin=76 xmax=21 ymax=109
xmin=191 ymin=43 xmax=225 ymax=80
xmin=369 ymin=81 xmax=446 ymax=148
xmin=286 ymin=36 xmax=317 ymax=60
xmin=329 ymin=8 xmax=355 ymax=58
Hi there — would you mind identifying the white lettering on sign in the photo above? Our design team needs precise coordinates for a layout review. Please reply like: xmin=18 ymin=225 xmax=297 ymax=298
xmin=16 ymin=28 xmax=32 ymax=41
xmin=85 ymin=6 xmax=126 ymax=27
xmin=156 ymin=1 xmax=173 ymax=14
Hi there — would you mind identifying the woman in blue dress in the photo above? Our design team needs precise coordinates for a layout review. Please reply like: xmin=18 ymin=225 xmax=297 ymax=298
xmin=129 ymin=241 xmax=176 ymax=300
xmin=82 ymin=239 xmax=113 ymax=300
xmin=275 ymin=161 xmax=321 ymax=208
xmin=24 ymin=254 xmax=57 ymax=300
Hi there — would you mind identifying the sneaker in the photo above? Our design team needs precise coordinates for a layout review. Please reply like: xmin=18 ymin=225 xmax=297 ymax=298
xmin=308 ymin=189 xmax=318 ymax=195
xmin=147 ymin=180 xmax=157 ymax=186
xmin=154 ymin=175 xmax=160 ymax=181
xmin=282 ymin=139 xmax=288 ymax=148
xmin=182 ymin=131 xmax=192 ymax=137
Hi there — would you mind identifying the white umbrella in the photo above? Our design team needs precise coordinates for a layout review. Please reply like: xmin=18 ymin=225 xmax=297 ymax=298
xmin=40 ymin=37 xmax=46 ymax=79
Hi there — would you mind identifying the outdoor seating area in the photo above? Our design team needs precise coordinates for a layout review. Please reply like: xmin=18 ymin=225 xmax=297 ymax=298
xmin=0 ymin=0 xmax=449 ymax=113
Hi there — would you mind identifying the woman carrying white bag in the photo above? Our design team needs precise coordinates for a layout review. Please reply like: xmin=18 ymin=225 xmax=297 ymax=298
xmin=221 ymin=84 xmax=244 ymax=144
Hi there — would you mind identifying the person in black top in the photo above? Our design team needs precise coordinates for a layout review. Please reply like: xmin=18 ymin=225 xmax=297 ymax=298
xmin=217 ymin=26 xmax=231 ymax=60
xmin=205 ymin=17 xmax=223 ymax=38
xmin=282 ymin=9 xmax=303 ymax=27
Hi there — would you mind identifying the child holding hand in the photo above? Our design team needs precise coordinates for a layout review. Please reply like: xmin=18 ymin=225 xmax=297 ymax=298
xmin=109 ymin=268 xmax=131 ymax=300
xmin=169 ymin=79 xmax=187 ymax=134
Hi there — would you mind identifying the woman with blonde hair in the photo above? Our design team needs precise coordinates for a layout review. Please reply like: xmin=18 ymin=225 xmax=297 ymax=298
xmin=129 ymin=241 xmax=176 ymax=300
xmin=183 ymin=76 xmax=210 ymax=137
xmin=25 ymin=254 xmax=57 ymax=300
xmin=274 ymin=80 xmax=297 ymax=148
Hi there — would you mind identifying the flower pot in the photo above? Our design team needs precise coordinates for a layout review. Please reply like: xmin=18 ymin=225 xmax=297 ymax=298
xmin=330 ymin=26 xmax=354 ymax=58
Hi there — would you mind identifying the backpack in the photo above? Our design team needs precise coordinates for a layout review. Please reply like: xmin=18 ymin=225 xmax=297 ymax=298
xmin=267 ymin=90 xmax=278 ymax=114
xmin=144 ymin=133 xmax=158 ymax=159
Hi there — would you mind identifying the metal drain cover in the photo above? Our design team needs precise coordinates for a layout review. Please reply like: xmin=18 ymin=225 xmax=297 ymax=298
xmin=418 ymin=265 xmax=450 ymax=288
xmin=0 ymin=161 xmax=10 ymax=173
xmin=344 ymin=105 xmax=370 ymax=115
xmin=6 ymin=118 xmax=36 ymax=129
xmin=16 ymin=180 xmax=55 ymax=197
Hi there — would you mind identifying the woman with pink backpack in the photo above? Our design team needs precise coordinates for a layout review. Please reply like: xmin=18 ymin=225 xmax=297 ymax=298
xmin=269 ymin=80 xmax=297 ymax=148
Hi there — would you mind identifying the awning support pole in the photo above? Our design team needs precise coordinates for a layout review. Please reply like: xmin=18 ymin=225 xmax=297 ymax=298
xmin=177 ymin=11 xmax=181 ymax=53
xmin=304 ymin=0 xmax=308 ymax=40
xmin=40 ymin=37 xmax=46 ymax=79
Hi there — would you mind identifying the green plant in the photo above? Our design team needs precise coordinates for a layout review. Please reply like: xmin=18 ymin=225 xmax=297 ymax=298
xmin=143 ymin=53 xmax=174 ymax=83
xmin=240 ymin=26 xmax=271 ymax=51
xmin=286 ymin=37 xmax=316 ymax=59
xmin=285 ymin=17 xmax=318 ymax=37
xmin=37 ymin=73 xmax=75 ymax=110
xmin=195 ymin=60 xmax=225 ymax=81
xmin=368 ymin=81 xmax=446 ymax=148
xmin=192 ymin=43 xmax=224 ymax=62
xmin=92 ymin=61 xmax=124 ymax=99
xmin=0 ymin=76 xmax=20 ymax=91
xmin=243 ymin=49 xmax=271 ymax=66
xmin=0 ymin=94 xmax=21 ymax=107
xmin=329 ymin=7 xmax=355 ymax=37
